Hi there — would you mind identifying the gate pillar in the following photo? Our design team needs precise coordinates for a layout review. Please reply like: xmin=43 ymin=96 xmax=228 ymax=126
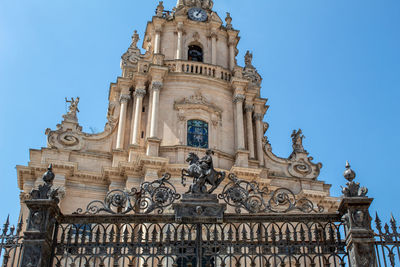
xmin=19 ymin=165 xmax=61 ymax=267
xmin=338 ymin=162 xmax=377 ymax=267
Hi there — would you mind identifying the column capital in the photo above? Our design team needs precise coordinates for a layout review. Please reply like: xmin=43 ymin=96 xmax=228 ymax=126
xmin=228 ymin=41 xmax=236 ymax=47
xmin=134 ymin=88 xmax=146 ymax=98
xmin=233 ymin=94 xmax=245 ymax=104
xmin=151 ymin=81 xmax=163 ymax=92
xmin=120 ymin=94 xmax=131 ymax=103
xmin=177 ymin=22 xmax=184 ymax=31
xmin=253 ymin=113 xmax=264 ymax=121
xmin=244 ymin=104 xmax=254 ymax=113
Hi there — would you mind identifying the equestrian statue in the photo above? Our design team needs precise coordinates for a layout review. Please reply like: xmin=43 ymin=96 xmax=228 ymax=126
xmin=181 ymin=149 xmax=226 ymax=194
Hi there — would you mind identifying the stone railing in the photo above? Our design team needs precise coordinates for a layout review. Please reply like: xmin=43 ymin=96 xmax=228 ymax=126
xmin=165 ymin=60 xmax=232 ymax=82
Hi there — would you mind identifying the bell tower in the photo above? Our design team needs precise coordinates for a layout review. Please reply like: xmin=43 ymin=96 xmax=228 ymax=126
xmin=17 ymin=0 xmax=338 ymax=215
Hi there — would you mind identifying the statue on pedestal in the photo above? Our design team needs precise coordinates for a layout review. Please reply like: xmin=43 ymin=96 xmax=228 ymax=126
xmin=64 ymin=97 xmax=80 ymax=121
xmin=181 ymin=149 xmax=225 ymax=194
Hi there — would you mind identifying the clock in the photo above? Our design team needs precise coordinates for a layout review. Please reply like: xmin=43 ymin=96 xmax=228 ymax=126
xmin=188 ymin=8 xmax=208 ymax=22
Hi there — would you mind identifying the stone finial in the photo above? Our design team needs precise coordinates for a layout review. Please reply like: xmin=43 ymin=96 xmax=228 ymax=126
xmin=156 ymin=1 xmax=164 ymax=17
xmin=225 ymin=12 xmax=233 ymax=30
xmin=341 ymin=161 xmax=368 ymax=198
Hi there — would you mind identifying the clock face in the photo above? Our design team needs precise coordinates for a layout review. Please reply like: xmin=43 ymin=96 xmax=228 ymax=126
xmin=188 ymin=8 xmax=208 ymax=22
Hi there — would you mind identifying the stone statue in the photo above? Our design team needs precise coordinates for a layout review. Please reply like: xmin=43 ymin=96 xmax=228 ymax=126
xmin=181 ymin=150 xmax=225 ymax=194
xmin=131 ymin=30 xmax=140 ymax=49
xmin=65 ymin=97 xmax=80 ymax=119
xmin=245 ymin=51 xmax=253 ymax=68
xmin=225 ymin=13 xmax=233 ymax=30
xmin=121 ymin=30 xmax=141 ymax=66
xmin=291 ymin=129 xmax=305 ymax=153
xmin=156 ymin=1 xmax=164 ymax=17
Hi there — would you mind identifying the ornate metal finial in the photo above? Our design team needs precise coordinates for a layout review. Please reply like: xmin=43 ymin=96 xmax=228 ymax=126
xmin=244 ymin=51 xmax=253 ymax=68
xmin=42 ymin=164 xmax=55 ymax=185
xmin=225 ymin=12 xmax=233 ymax=30
xmin=64 ymin=97 xmax=80 ymax=121
xmin=181 ymin=150 xmax=226 ymax=194
xmin=156 ymin=1 xmax=164 ymax=17
xmin=343 ymin=161 xmax=356 ymax=182
xmin=341 ymin=161 xmax=368 ymax=198
xmin=30 ymin=164 xmax=60 ymax=201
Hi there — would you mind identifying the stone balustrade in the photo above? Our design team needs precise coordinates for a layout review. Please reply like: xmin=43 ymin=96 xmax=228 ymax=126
xmin=165 ymin=60 xmax=232 ymax=82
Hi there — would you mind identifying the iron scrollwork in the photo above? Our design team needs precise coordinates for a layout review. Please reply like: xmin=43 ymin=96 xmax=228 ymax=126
xmin=218 ymin=173 xmax=324 ymax=214
xmin=75 ymin=173 xmax=180 ymax=215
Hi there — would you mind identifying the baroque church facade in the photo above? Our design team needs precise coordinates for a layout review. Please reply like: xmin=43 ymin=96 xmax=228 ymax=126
xmin=16 ymin=0 xmax=338 ymax=218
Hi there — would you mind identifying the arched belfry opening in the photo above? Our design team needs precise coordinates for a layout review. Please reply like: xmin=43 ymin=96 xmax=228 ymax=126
xmin=188 ymin=45 xmax=203 ymax=62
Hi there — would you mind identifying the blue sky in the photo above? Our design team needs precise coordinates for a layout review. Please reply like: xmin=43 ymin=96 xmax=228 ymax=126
xmin=0 ymin=0 xmax=399 ymax=225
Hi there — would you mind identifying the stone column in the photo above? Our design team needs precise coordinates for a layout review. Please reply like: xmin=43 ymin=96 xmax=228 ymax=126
xmin=116 ymin=94 xmax=131 ymax=150
xmin=245 ymin=104 xmax=255 ymax=159
xmin=233 ymin=94 xmax=245 ymax=150
xmin=176 ymin=23 xmax=184 ymax=60
xmin=254 ymin=113 xmax=264 ymax=166
xmin=211 ymin=33 xmax=217 ymax=65
xmin=131 ymin=89 xmax=146 ymax=145
xmin=339 ymin=162 xmax=377 ymax=267
xmin=154 ymin=29 xmax=161 ymax=54
xmin=228 ymin=41 xmax=235 ymax=70
xmin=149 ymin=82 xmax=162 ymax=138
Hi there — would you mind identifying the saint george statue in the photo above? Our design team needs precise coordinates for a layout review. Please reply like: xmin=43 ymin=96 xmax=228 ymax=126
xmin=181 ymin=149 xmax=225 ymax=194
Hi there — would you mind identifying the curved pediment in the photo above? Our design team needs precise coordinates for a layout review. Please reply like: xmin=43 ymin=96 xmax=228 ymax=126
xmin=174 ymin=91 xmax=222 ymax=118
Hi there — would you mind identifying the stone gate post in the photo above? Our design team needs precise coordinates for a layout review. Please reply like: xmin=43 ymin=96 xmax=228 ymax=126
xmin=338 ymin=162 xmax=377 ymax=267
xmin=19 ymin=165 xmax=61 ymax=267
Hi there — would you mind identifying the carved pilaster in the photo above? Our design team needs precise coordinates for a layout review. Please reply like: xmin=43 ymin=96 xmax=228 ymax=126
xmin=148 ymin=81 xmax=163 ymax=155
xmin=233 ymin=94 xmax=246 ymax=159
xmin=244 ymin=104 xmax=255 ymax=158
xmin=116 ymin=94 xmax=131 ymax=150
xmin=131 ymin=89 xmax=146 ymax=146
xmin=253 ymin=112 xmax=264 ymax=166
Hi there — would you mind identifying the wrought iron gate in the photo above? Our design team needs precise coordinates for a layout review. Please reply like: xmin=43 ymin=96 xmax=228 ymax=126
xmin=3 ymin=162 xmax=392 ymax=267
xmin=51 ymin=214 xmax=348 ymax=267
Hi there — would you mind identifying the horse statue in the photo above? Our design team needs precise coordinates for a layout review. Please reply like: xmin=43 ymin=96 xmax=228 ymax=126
xmin=181 ymin=150 xmax=226 ymax=194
